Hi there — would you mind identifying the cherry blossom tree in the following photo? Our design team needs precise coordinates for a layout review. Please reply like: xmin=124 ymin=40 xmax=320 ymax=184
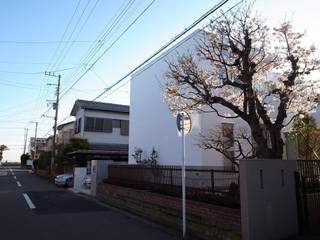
xmin=164 ymin=5 xmax=320 ymax=160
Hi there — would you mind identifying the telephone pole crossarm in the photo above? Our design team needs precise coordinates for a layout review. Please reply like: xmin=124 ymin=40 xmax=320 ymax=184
xmin=45 ymin=72 xmax=61 ymax=169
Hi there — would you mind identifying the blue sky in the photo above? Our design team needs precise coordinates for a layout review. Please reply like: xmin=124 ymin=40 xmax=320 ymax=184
xmin=1 ymin=0 xmax=320 ymax=161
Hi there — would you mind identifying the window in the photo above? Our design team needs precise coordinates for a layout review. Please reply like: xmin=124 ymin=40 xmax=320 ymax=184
xmin=84 ymin=117 xmax=94 ymax=131
xmin=112 ymin=119 xmax=121 ymax=128
xmin=102 ymin=119 xmax=112 ymax=132
xmin=120 ymin=120 xmax=129 ymax=136
xmin=84 ymin=117 xmax=112 ymax=133
xmin=75 ymin=118 xmax=82 ymax=133
xmin=95 ymin=118 xmax=104 ymax=132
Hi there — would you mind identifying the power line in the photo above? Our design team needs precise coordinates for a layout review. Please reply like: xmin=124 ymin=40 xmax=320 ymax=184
xmin=0 ymin=66 xmax=77 ymax=75
xmin=0 ymin=40 xmax=97 ymax=44
xmin=41 ymin=1 xmax=99 ymax=131
xmin=33 ymin=1 xmax=84 ymax=131
xmin=37 ymin=0 xmax=136 ymax=122
xmin=53 ymin=0 xmax=100 ymax=71
xmin=48 ymin=0 xmax=92 ymax=72
xmin=0 ymin=61 xmax=81 ymax=66
xmin=0 ymin=82 xmax=40 ymax=90
xmin=59 ymin=0 xmax=136 ymax=93
xmin=41 ymin=0 xmax=238 ymax=137
xmin=92 ymin=0 xmax=233 ymax=101
xmin=59 ymin=0 xmax=157 ymax=100
xmin=0 ymin=79 xmax=40 ymax=88
xmin=31 ymin=0 xmax=84 ymax=127
xmin=46 ymin=0 xmax=83 ymax=72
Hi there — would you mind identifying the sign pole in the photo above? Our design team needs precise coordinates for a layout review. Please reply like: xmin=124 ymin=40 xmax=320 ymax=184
xmin=176 ymin=112 xmax=191 ymax=239
xmin=181 ymin=113 xmax=186 ymax=238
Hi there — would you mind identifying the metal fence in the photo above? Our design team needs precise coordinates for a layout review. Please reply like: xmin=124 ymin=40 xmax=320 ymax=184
xmin=106 ymin=164 xmax=240 ymax=208
xmin=296 ymin=160 xmax=320 ymax=234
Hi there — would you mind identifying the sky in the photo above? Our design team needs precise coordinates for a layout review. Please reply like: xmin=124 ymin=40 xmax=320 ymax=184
xmin=1 ymin=0 xmax=320 ymax=162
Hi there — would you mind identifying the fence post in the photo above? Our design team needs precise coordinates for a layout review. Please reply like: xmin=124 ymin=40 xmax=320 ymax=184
xmin=301 ymin=176 xmax=310 ymax=232
xmin=211 ymin=170 xmax=215 ymax=193
xmin=170 ymin=168 xmax=173 ymax=187
xmin=294 ymin=171 xmax=305 ymax=234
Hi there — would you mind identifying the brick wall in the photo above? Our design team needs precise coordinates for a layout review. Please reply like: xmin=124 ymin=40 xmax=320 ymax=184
xmin=97 ymin=183 xmax=241 ymax=240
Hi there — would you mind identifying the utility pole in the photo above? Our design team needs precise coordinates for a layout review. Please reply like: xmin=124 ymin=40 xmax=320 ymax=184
xmin=45 ymin=72 xmax=61 ymax=169
xmin=29 ymin=121 xmax=38 ymax=159
xmin=34 ymin=122 xmax=38 ymax=159
xmin=23 ymin=128 xmax=28 ymax=154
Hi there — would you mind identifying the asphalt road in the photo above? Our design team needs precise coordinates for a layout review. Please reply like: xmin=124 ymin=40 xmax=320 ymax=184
xmin=0 ymin=167 xmax=178 ymax=240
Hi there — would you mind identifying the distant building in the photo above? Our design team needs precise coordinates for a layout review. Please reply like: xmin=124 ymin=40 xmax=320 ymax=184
xmin=57 ymin=121 xmax=75 ymax=145
xmin=28 ymin=137 xmax=48 ymax=159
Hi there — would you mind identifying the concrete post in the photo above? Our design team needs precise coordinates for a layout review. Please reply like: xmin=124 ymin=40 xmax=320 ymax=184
xmin=240 ymin=159 xmax=299 ymax=240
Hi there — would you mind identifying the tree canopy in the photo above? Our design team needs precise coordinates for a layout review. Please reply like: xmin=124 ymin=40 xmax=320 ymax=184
xmin=164 ymin=5 xmax=320 ymax=161
xmin=20 ymin=153 xmax=30 ymax=166
xmin=0 ymin=145 xmax=8 ymax=162
xmin=288 ymin=114 xmax=320 ymax=160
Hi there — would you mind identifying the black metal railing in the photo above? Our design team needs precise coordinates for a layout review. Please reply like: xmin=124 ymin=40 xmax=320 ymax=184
xmin=105 ymin=164 xmax=240 ymax=208
xmin=296 ymin=160 xmax=320 ymax=234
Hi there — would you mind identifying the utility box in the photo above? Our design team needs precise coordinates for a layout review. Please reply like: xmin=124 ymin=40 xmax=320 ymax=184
xmin=240 ymin=159 xmax=299 ymax=240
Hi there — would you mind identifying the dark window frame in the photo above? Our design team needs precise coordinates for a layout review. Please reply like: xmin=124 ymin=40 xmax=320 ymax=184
xmin=120 ymin=120 xmax=129 ymax=136
xmin=84 ymin=117 xmax=113 ymax=133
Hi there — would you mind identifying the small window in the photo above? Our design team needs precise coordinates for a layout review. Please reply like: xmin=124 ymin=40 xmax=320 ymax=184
xmin=84 ymin=117 xmax=95 ymax=131
xmin=102 ymin=119 xmax=112 ymax=133
xmin=95 ymin=118 xmax=104 ymax=132
xmin=112 ymin=119 xmax=121 ymax=128
xmin=75 ymin=118 xmax=82 ymax=133
xmin=120 ymin=120 xmax=129 ymax=136
xmin=222 ymin=123 xmax=234 ymax=139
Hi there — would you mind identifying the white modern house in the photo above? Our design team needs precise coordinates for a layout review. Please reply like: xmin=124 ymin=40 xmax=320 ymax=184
xmin=129 ymin=30 xmax=246 ymax=168
xmin=129 ymin=29 xmax=320 ymax=167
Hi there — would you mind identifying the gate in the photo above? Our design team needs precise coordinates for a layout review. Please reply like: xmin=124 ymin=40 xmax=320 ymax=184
xmin=296 ymin=160 xmax=320 ymax=234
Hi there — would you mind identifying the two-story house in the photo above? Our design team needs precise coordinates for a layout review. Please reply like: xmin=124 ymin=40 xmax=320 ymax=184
xmin=70 ymin=99 xmax=129 ymax=161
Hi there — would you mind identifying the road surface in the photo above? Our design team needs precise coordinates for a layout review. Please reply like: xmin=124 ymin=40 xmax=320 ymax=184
xmin=0 ymin=167 xmax=178 ymax=240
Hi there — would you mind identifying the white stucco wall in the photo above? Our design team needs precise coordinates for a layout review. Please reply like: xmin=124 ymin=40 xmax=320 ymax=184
xmin=129 ymin=30 xmax=248 ymax=167
xmin=74 ymin=109 xmax=129 ymax=145
xmin=129 ymin=29 xmax=320 ymax=166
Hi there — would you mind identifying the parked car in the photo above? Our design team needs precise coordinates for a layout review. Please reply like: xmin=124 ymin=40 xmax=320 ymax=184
xmin=83 ymin=174 xmax=91 ymax=189
xmin=54 ymin=173 xmax=74 ymax=187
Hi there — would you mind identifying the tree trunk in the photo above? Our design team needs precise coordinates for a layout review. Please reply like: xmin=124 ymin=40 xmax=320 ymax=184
xmin=251 ymin=125 xmax=284 ymax=159
xmin=269 ymin=128 xmax=284 ymax=159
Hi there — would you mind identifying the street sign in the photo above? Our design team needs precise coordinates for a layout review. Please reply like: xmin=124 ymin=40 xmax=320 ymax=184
xmin=176 ymin=112 xmax=192 ymax=238
xmin=176 ymin=112 xmax=191 ymax=134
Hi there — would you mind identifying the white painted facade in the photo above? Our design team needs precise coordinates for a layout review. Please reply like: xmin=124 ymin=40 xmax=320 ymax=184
xmin=129 ymin=30 xmax=249 ymax=167
xmin=129 ymin=29 xmax=320 ymax=166
xmin=74 ymin=109 xmax=129 ymax=145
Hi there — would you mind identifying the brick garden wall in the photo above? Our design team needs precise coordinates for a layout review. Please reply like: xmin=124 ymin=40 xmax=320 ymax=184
xmin=97 ymin=183 xmax=241 ymax=240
